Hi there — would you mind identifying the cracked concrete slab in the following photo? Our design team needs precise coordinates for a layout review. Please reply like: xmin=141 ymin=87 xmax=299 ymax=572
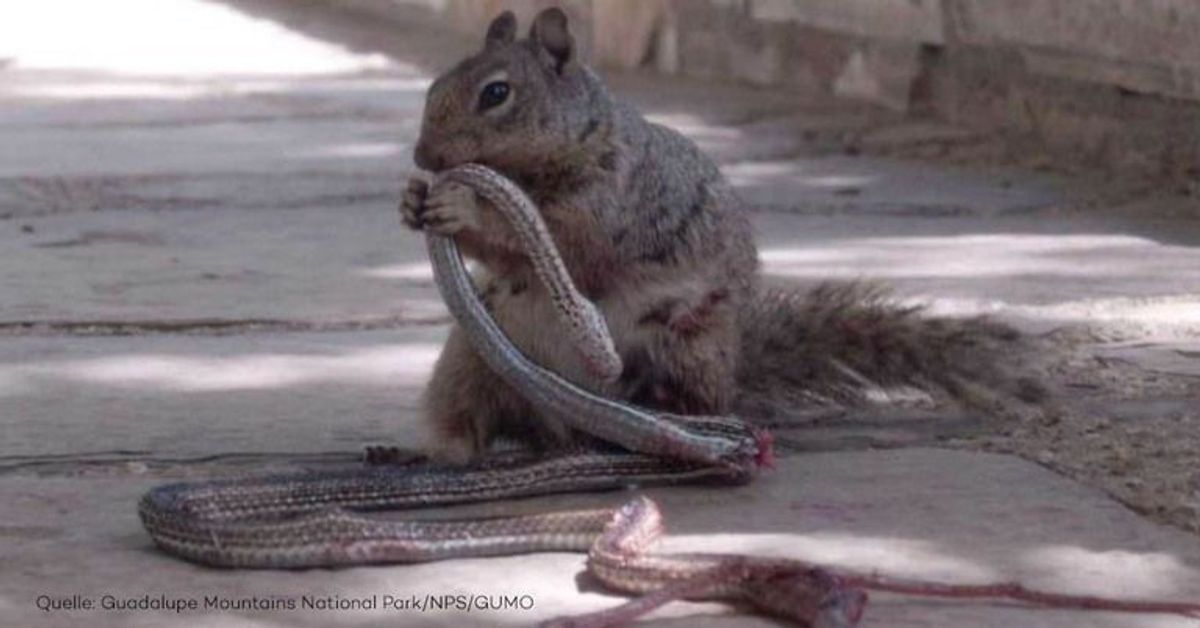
xmin=0 ymin=72 xmax=426 ymax=130
xmin=727 ymin=155 xmax=1064 ymax=217
xmin=0 ymin=328 xmax=443 ymax=459
xmin=753 ymin=212 xmax=1200 ymax=335
xmin=0 ymin=116 xmax=412 ymax=179
xmin=0 ymin=205 xmax=445 ymax=324
xmin=3 ymin=450 xmax=1199 ymax=628
xmin=1095 ymin=342 xmax=1200 ymax=378
xmin=7 ymin=195 xmax=1200 ymax=332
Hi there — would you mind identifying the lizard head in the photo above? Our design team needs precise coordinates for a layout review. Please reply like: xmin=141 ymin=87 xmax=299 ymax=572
xmin=413 ymin=8 xmax=609 ymax=175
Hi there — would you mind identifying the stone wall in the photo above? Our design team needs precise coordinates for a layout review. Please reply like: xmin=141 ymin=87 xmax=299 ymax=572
xmin=334 ymin=0 xmax=1200 ymax=178
xmin=338 ymin=0 xmax=1200 ymax=102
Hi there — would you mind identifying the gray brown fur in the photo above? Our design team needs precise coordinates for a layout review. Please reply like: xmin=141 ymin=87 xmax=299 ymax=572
xmin=402 ymin=9 xmax=1038 ymax=462
xmin=735 ymin=283 xmax=1045 ymax=420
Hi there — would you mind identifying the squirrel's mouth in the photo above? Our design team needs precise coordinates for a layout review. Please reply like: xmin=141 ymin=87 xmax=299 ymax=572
xmin=412 ymin=140 xmax=449 ymax=171
xmin=414 ymin=142 xmax=487 ymax=173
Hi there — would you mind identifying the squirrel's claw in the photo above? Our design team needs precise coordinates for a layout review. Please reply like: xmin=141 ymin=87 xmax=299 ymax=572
xmin=400 ymin=177 xmax=431 ymax=230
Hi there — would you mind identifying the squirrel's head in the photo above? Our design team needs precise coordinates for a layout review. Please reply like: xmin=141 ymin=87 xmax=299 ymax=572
xmin=413 ymin=8 xmax=607 ymax=174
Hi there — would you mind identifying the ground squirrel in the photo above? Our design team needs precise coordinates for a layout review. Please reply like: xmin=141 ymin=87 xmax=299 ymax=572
xmin=402 ymin=9 xmax=1039 ymax=462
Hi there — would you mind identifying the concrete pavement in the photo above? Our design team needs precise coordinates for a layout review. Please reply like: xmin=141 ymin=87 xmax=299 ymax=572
xmin=1 ymin=1 xmax=1198 ymax=626
xmin=5 ymin=450 xmax=1200 ymax=628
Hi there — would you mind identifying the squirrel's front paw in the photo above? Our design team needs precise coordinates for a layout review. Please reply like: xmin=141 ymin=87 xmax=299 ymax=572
xmin=400 ymin=177 xmax=430 ymax=230
xmin=420 ymin=181 xmax=483 ymax=237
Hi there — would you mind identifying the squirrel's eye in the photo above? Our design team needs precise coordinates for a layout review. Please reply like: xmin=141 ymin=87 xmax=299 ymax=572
xmin=478 ymin=81 xmax=511 ymax=111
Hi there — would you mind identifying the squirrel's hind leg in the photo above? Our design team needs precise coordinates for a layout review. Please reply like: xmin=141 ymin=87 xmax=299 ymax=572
xmin=619 ymin=294 xmax=741 ymax=416
xmin=420 ymin=326 xmax=557 ymax=463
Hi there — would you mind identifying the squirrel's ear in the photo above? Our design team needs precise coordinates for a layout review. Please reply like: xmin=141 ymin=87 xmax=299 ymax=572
xmin=529 ymin=7 xmax=574 ymax=73
xmin=484 ymin=11 xmax=517 ymax=48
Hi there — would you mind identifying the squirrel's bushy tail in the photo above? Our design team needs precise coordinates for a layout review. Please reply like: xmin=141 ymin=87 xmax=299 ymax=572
xmin=734 ymin=282 xmax=1045 ymax=421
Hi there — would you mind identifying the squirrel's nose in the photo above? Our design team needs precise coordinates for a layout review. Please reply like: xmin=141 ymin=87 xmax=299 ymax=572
xmin=413 ymin=140 xmax=444 ymax=171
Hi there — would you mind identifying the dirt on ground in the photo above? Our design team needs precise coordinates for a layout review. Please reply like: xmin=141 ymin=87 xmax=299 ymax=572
xmin=963 ymin=333 xmax=1200 ymax=535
